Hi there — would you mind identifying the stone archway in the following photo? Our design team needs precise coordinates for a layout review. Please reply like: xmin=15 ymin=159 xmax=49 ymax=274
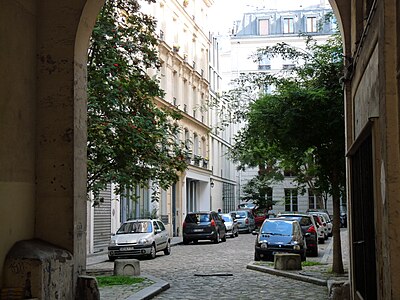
xmin=0 ymin=0 xmax=104 ymax=297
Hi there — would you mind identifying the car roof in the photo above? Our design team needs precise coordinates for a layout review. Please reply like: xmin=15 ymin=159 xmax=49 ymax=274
xmin=125 ymin=219 xmax=159 ymax=223
xmin=278 ymin=213 xmax=312 ymax=217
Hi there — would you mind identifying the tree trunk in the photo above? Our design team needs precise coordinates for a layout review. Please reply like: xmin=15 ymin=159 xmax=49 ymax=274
xmin=331 ymin=179 xmax=344 ymax=274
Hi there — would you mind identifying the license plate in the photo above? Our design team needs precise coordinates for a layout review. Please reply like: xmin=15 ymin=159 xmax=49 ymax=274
xmin=193 ymin=229 xmax=204 ymax=232
xmin=121 ymin=247 xmax=135 ymax=251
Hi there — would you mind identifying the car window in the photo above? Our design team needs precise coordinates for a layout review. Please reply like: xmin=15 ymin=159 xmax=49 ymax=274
xmin=153 ymin=221 xmax=160 ymax=231
xmin=221 ymin=214 xmax=232 ymax=222
xmin=157 ymin=221 xmax=166 ymax=231
xmin=117 ymin=221 xmax=152 ymax=234
xmin=236 ymin=211 xmax=247 ymax=218
xmin=261 ymin=221 xmax=292 ymax=235
xmin=299 ymin=217 xmax=312 ymax=226
xmin=200 ymin=214 xmax=211 ymax=222
xmin=185 ymin=214 xmax=199 ymax=223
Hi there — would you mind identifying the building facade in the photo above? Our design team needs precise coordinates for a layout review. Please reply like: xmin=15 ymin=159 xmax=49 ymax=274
xmin=217 ymin=3 xmax=336 ymax=215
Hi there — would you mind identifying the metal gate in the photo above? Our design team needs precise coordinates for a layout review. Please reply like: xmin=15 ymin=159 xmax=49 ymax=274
xmin=350 ymin=133 xmax=377 ymax=299
xmin=93 ymin=185 xmax=112 ymax=253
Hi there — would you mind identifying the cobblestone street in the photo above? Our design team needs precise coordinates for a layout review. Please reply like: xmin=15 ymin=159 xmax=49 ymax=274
xmin=148 ymin=233 xmax=328 ymax=299
xmin=91 ymin=231 xmax=339 ymax=299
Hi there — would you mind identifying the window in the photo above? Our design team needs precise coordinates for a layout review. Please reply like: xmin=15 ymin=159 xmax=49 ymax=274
xmin=184 ymin=129 xmax=190 ymax=150
xmin=258 ymin=55 xmax=271 ymax=70
xmin=258 ymin=19 xmax=270 ymax=35
xmin=193 ymin=133 xmax=199 ymax=155
xmin=283 ymin=17 xmax=294 ymax=34
xmin=282 ymin=64 xmax=295 ymax=70
xmin=306 ymin=17 xmax=317 ymax=33
xmin=308 ymin=189 xmax=323 ymax=209
xmin=285 ymin=189 xmax=298 ymax=211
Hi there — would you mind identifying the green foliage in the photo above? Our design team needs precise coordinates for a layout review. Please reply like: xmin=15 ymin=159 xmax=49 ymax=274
xmin=96 ymin=275 xmax=146 ymax=287
xmin=229 ymin=34 xmax=345 ymax=198
xmin=87 ymin=0 xmax=187 ymax=201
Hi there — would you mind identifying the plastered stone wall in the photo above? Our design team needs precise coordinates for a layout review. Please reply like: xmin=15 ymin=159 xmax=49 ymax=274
xmin=3 ymin=240 xmax=73 ymax=299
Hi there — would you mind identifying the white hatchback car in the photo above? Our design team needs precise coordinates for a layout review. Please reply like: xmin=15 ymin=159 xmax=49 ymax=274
xmin=108 ymin=219 xmax=171 ymax=261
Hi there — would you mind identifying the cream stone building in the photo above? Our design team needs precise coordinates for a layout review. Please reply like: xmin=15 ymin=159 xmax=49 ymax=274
xmin=1 ymin=0 xmax=400 ymax=299
xmin=137 ymin=0 xmax=214 ymax=237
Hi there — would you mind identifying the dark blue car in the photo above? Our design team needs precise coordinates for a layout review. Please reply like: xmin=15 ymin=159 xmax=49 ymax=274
xmin=253 ymin=218 xmax=307 ymax=261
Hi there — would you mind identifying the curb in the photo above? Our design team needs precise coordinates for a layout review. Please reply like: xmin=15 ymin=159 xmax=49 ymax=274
xmin=246 ymin=263 xmax=327 ymax=286
xmin=126 ymin=275 xmax=170 ymax=300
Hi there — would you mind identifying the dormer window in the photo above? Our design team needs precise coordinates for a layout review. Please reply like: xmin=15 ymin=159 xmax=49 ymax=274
xmin=258 ymin=19 xmax=270 ymax=36
xmin=283 ymin=17 xmax=294 ymax=34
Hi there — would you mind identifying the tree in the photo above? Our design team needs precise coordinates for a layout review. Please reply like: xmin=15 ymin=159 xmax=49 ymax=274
xmin=229 ymin=34 xmax=345 ymax=274
xmin=87 ymin=0 xmax=187 ymax=203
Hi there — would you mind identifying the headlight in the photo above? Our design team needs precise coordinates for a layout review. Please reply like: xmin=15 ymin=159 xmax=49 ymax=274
xmin=109 ymin=240 xmax=116 ymax=246
xmin=138 ymin=238 xmax=149 ymax=245
xmin=260 ymin=242 xmax=268 ymax=249
xmin=293 ymin=245 xmax=300 ymax=250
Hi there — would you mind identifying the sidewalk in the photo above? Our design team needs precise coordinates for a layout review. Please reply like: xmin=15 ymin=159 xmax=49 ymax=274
xmin=247 ymin=228 xmax=350 ymax=296
xmin=85 ymin=236 xmax=183 ymax=300
xmin=86 ymin=236 xmax=183 ymax=266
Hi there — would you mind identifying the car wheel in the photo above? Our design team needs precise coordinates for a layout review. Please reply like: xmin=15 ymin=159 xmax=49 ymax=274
xmin=214 ymin=231 xmax=220 ymax=244
xmin=108 ymin=256 xmax=115 ymax=262
xmin=148 ymin=244 xmax=156 ymax=259
xmin=183 ymin=238 xmax=190 ymax=245
xmin=301 ymin=251 xmax=306 ymax=262
xmin=319 ymin=238 xmax=325 ymax=244
xmin=164 ymin=241 xmax=171 ymax=255
xmin=221 ymin=233 xmax=226 ymax=242
xmin=254 ymin=251 xmax=261 ymax=261
xmin=312 ymin=247 xmax=318 ymax=257
xmin=193 ymin=240 xmax=198 ymax=244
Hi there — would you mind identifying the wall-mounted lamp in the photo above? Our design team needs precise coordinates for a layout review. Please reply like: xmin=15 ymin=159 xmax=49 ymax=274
xmin=210 ymin=178 xmax=214 ymax=188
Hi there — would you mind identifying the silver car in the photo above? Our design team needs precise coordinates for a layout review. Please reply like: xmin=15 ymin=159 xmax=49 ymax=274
xmin=220 ymin=213 xmax=239 ymax=238
xmin=108 ymin=219 xmax=171 ymax=260
xmin=230 ymin=210 xmax=256 ymax=233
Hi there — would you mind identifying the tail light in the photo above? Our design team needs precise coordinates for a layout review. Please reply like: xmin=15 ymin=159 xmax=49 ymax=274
xmin=245 ymin=218 xmax=249 ymax=224
xmin=307 ymin=225 xmax=316 ymax=234
xmin=211 ymin=219 xmax=216 ymax=226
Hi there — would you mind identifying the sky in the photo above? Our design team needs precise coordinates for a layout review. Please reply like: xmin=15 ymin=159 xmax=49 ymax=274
xmin=208 ymin=0 xmax=330 ymax=34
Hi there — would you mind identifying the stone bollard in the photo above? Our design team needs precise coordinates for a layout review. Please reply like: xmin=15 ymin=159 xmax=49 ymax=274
xmin=114 ymin=259 xmax=140 ymax=276
xmin=76 ymin=276 xmax=100 ymax=300
xmin=328 ymin=280 xmax=350 ymax=300
xmin=274 ymin=253 xmax=302 ymax=270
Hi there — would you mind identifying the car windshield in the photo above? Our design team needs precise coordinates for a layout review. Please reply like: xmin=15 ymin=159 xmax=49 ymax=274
xmin=186 ymin=213 xmax=210 ymax=223
xmin=261 ymin=221 xmax=293 ymax=236
xmin=236 ymin=211 xmax=247 ymax=218
xmin=117 ymin=221 xmax=152 ymax=234
xmin=221 ymin=214 xmax=232 ymax=222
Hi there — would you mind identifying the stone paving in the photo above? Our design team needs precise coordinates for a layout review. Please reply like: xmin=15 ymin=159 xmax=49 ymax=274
xmin=86 ymin=229 xmax=350 ymax=299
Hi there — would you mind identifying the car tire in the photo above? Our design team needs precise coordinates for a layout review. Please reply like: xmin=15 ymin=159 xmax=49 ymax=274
xmin=319 ymin=238 xmax=325 ymax=244
xmin=193 ymin=240 xmax=198 ymax=244
xmin=301 ymin=251 xmax=306 ymax=262
xmin=164 ymin=241 xmax=171 ymax=255
xmin=108 ymin=256 xmax=115 ymax=262
xmin=221 ymin=233 xmax=226 ymax=242
xmin=148 ymin=244 xmax=156 ymax=259
xmin=214 ymin=231 xmax=220 ymax=244
xmin=235 ymin=231 xmax=239 ymax=237
xmin=254 ymin=251 xmax=261 ymax=261
xmin=183 ymin=238 xmax=190 ymax=245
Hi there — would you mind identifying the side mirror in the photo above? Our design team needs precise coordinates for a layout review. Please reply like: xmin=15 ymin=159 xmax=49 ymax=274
xmin=251 ymin=230 xmax=259 ymax=235
xmin=305 ymin=232 xmax=311 ymax=237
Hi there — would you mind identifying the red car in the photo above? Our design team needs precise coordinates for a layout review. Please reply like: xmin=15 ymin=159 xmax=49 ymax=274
xmin=253 ymin=208 xmax=268 ymax=228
